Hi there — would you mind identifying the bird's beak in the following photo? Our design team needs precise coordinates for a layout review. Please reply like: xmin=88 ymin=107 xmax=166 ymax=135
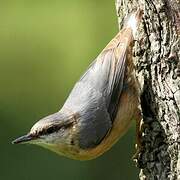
xmin=12 ymin=134 xmax=36 ymax=144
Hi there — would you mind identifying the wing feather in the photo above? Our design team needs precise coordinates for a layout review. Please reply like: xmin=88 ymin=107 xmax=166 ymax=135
xmin=63 ymin=29 xmax=133 ymax=148
xmin=80 ymin=29 xmax=131 ymax=121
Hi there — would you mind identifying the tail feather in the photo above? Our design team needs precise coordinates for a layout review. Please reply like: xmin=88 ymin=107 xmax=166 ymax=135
xmin=123 ymin=9 xmax=143 ymax=38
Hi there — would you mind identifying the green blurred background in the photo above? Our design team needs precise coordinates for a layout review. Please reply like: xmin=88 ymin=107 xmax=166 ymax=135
xmin=0 ymin=0 xmax=138 ymax=179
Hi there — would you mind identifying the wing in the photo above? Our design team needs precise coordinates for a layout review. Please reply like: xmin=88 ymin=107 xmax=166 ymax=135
xmin=80 ymin=28 xmax=132 ymax=121
xmin=63 ymin=28 xmax=133 ymax=149
xmin=63 ymin=80 xmax=112 ymax=149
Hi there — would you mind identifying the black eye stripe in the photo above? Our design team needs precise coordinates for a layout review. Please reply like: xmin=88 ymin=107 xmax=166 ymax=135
xmin=38 ymin=126 xmax=61 ymax=136
xmin=46 ymin=126 xmax=60 ymax=134
xmin=38 ymin=122 xmax=73 ymax=136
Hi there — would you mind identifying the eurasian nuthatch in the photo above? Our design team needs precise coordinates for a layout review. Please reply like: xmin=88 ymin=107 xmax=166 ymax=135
xmin=12 ymin=9 xmax=142 ymax=160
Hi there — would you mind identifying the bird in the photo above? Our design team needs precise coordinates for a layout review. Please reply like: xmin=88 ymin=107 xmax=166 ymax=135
xmin=12 ymin=9 xmax=143 ymax=161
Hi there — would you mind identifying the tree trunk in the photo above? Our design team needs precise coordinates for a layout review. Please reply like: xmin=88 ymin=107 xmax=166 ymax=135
xmin=115 ymin=0 xmax=180 ymax=179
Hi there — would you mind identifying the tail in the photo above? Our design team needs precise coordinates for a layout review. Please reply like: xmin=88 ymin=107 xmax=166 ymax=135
xmin=123 ymin=9 xmax=143 ymax=39
xmin=101 ymin=9 xmax=143 ymax=52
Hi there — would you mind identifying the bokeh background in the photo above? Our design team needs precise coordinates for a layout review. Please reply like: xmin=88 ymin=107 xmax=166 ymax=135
xmin=0 ymin=0 xmax=138 ymax=179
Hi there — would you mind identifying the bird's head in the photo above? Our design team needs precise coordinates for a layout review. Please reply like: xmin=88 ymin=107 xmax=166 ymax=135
xmin=12 ymin=111 xmax=80 ymax=158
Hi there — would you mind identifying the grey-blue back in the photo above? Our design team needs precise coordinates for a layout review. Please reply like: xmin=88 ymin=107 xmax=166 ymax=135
xmin=63 ymin=45 xmax=126 ymax=149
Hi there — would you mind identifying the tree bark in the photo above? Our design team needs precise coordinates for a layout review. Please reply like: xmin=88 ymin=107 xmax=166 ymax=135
xmin=115 ymin=0 xmax=180 ymax=179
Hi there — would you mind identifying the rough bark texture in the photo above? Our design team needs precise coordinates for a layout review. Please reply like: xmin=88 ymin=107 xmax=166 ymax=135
xmin=115 ymin=0 xmax=180 ymax=180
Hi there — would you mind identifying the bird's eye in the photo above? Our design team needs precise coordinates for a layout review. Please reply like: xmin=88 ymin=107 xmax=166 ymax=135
xmin=38 ymin=126 xmax=61 ymax=136
xmin=46 ymin=126 xmax=56 ymax=134
xmin=38 ymin=122 xmax=73 ymax=136
xmin=45 ymin=125 xmax=63 ymax=135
